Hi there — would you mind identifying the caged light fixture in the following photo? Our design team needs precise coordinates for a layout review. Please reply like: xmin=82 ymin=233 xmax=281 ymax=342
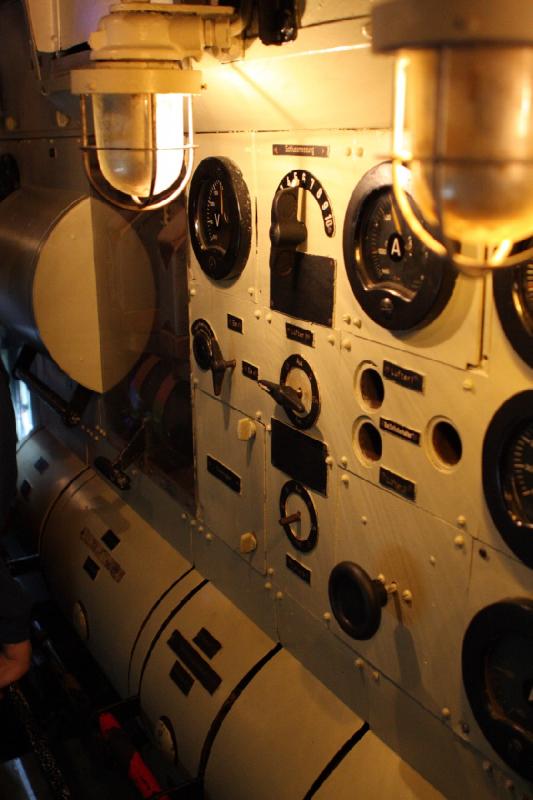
xmin=71 ymin=2 xmax=245 ymax=211
xmin=372 ymin=0 xmax=533 ymax=272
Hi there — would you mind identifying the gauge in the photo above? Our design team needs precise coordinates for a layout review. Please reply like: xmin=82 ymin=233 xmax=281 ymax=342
xmin=462 ymin=599 xmax=533 ymax=781
xmin=191 ymin=318 xmax=235 ymax=396
xmin=493 ymin=259 xmax=533 ymax=368
xmin=483 ymin=391 xmax=533 ymax=568
xmin=188 ymin=157 xmax=252 ymax=281
xmin=343 ymin=162 xmax=457 ymax=331
xmin=279 ymin=480 xmax=318 ymax=552
xmin=280 ymin=354 xmax=320 ymax=430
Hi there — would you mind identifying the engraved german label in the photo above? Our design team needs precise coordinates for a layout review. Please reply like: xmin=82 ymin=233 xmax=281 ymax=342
xmin=379 ymin=468 xmax=416 ymax=502
xmin=80 ymin=527 xmax=125 ymax=583
xmin=286 ymin=553 xmax=312 ymax=584
xmin=380 ymin=417 xmax=421 ymax=446
xmin=227 ymin=314 xmax=243 ymax=334
xmin=383 ymin=360 xmax=424 ymax=393
xmin=242 ymin=361 xmax=259 ymax=381
xmin=207 ymin=455 xmax=241 ymax=493
xmin=285 ymin=322 xmax=314 ymax=347
xmin=273 ymin=144 xmax=329 ymax=158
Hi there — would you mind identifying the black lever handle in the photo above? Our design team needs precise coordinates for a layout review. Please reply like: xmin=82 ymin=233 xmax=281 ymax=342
xmin=258 ymin=379 xmax=305 ymax=415
xmin=269 ymin=186 xmax=307 ymax=275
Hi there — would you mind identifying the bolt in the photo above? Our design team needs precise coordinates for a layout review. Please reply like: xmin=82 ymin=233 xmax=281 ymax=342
xmin=192 ymin=378 xmax=199 ymax=386
xmin=325 ymin=455 xmax=334 ymax=466
xmin=441 ymin=707 xmax=451 ymax=719
xmin=457 ymin=515 xmax=467 ymax=528
xmin=355 ymin=658 xmax=364 ymax=670
xmin=353 ymin=318 xmax=362 ymax=328
xmin=248 ymin=287 xmax=254 ymax=296
xmin=454 ymin=535 xmax=465 ymax=549
xmin=341 ymin=473 xmax=349 ymax=486
xmin=462 ymin=379 xmax=474 ymax=391
xmin=361 ymin=515 xmax=368 ymax=525
xmin=205 ymin=532 xmax=214 ymax=542
xmin=341 ymin=338 xmax=352 ymax=352
xmin=327 ymin=334 xmax=335 ymax=345
xmin=266 ymin=313 xmax=272 ymax=323
xmin=323 ymin=612 xmax=331 ymax=622
xmin=401 ymin=590 xmax=413 ymax=604
xmin=254 ymin=310 xmax=262 ymax=320
xmin=341 ymin=456 xmax=348 ymax=467
xmin=342 ymin=314 xmax=352 ymax=324
xmin=264 ymin=581 xmax=272 ymax=591
xmin=267 ymin=567 xmax=275 ymax=576
xmin=372 ymin=670 xmax=380 ymax=682
xmin=189 ymin=288 xmax=196 ymax=297
xmin=377 ymin=574 xmax=386 ymax=584
xmin=255 ymin=410 xmax=262 ymax=420
xmin=386 ymin=582 xmax=398 ymax=595
xmin=275 ymin=591 xmax=283 ymax=601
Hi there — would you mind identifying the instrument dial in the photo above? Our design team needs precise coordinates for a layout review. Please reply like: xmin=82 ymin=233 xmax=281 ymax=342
xmin=343 ymin=162 xmax=457 ymax=331
xmin=279 ymin=354 xmax=320 ymax=430
xmin=494 ymin=259 xmax=533 ymax=367
xmin=188 ymin=157 xmax=251 ymax=281
xmin=279 ymin=480 xmax=318 ymax=552
xmin=483 ymin=391 xmax=533 ymax=567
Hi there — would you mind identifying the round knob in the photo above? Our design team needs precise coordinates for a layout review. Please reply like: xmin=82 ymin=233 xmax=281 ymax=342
xmin=328 ymin=561 xmax=388 ymax=640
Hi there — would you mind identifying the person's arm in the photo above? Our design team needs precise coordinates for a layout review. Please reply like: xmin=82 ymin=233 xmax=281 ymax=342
xmin=0 ymin=639 xmax=31 ymax=687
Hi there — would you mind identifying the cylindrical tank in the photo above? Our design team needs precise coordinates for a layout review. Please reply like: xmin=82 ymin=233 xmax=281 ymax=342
xmin=0 ymin=187 xmax=156 ymax=392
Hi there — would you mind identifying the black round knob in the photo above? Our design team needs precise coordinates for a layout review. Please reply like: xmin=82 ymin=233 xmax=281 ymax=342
xmin=192 ymin=330 xmax=213 ymax=371
xmin=328 ymin=561 xmax=388 ymax=640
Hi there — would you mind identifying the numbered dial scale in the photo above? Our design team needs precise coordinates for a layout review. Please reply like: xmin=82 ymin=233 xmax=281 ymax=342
xmin=279 ymin=480 xmax=318 ymax=552
xmin=493 ymin=260 xmax=533 ymax=368
xmin=483 ymin=391 xmax=533 ymax=568
xmin=188 ymin=157 xmax=252 ymax=280
xmin=462 ymin=599 xmax=533 ymax=782
xmin=343 ymin=162 xmax=457 ymax=331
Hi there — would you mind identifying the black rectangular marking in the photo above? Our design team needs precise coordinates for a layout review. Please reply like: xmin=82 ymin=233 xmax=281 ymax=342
xmin=242 ymin=361 xmax=259 ymax=381
xmin=80 ymin=528 xmax=125 ymax=582
xmin=170 ymin=660 xmax=195 ymax=696
xmin=273 ymin=144 xmax=329 ymax=158
xmin=286 ymin=553 xmax=311 ymax=584
xmin=101 ymin=529 xmax=120 ymax=551
xmin=227 ymin=314 xmax=243 ymax=334
xmin=383 ymin=361 xmax=424 ymax=393
xmin=207 ymin=456 xmax=241 ymax=494
xmin=20 ymin=479 xmax=32 ymax=499
xmin=285 ymin=322 xmax=314 ymax=347
xmin=271 ymin=419 xmax=328 ymax=496
xmin=83 ymin=557 xmax=99 ymax=581
xmin=271 ymin=252 xmax=335 ymax=328
xmin=33 ymin=457 xmax=49 ymax=474
xmin=168 ymin=630 xmax=222 ymax=695
xmin=193 ymin=628 xmax=222 ymax=660
xmin=379 ymin=467 xmax=416 ymax=502
xmin=379 ymin=418 xmax=421 ymax=446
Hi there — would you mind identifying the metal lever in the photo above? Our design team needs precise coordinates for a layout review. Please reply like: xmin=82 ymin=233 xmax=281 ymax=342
xmin=210 ymin=337 xmax=236 ymax=396
xmin=258 ymin=379 xmax=305 ymax=415
xmin=269 ymin=186 xmax=307 ymax=275
xmin=94 ymin=423 xmax=146 ymax=491
xmin=279 ymin=511 xmax=301 ymax=526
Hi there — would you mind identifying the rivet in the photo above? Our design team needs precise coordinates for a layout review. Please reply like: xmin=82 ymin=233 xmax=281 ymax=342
xmin=341 ymin=338 xmax=352 ymax=351
xmin=192 ymin=378 xmax=199 ymax=387
xmin=255 ymin=410 xmax=262 ymax=420
xmin=482 ymin=760 xmax=492 ymax=774
xmin=355 ymin=146 xmax=364 ymax=157
xmin=266 ymin=313 xmax=272 ymax=323
xmin=254 ymin=310 xmax=262 ymax=319
xmin=401 ymin=590 xmax=413 ymax=604
xmin=355 ymin=658 xmax=364 ymax=670
xmin=275 ymin=591 xmax=283 ymax=601
xmin=248 ymin=287 xmax=254 ymax=296
xmin=267 ymin=567 xmax=275 ymax=576
xmin=361 ymin=515 xmax=368 ymax=525
xmin=205 ymin=532 xmax=214 ymax=542
xmin=264 ymin=581 xmax=272 ymax=590
xmin=441 ymin=707 xmax=451 ymax=719
xmin=197 ymin=525 xmax=204 ymax=533
xmin=323 ymin=612 xmax=332 ymax=622
xmin=340 ymin=456 xmax=348 ymax=467
xmin=325 ymin=456 xmax=334 ymax=466
xmin=342 ymin=314 xmax=352 ymax=324
xmin=341 ymin=473 xmax=349 ymax=485
xmin=462 ymin=379 xmax=474 ymax=391
xmin=181 ymin=513 xmax=187 ymax=520
xmin=429 ymin=555 xmax=436 ymax=565
xmin=190 ymin=519 xmax=197 ymax=527
xmin=345 ymin=147 xmax=352 ymax=157
xmin=505 ymin=779 xmax=515 ymax=792
xmin=327 ymin=334 xmax=336 ymax=345
xmin=353 ymin=318 xmax=362 ymax=328
xmin=457 ymin=515 xmax=467 ymax=528
xmin=372 ymin=670 xmax=380 ymax=682
xmin=189 ymin=288 xmax=197 ymax=297
xmin=454 ymin=535 xmax=465 ymax=549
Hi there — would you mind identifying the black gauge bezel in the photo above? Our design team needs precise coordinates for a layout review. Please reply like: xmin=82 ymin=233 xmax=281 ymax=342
xmin=482 ymin=391 xmax=533 ymax=568
xmin=343 ymin=162 xmax=457 ymax=332
xmin=188 ymin=156 xmax=252 ymax=281
xmin=462 ymin=598 xmax=533 ymax=782
xmin=191 ymin=318 xmax=215 ymax=371
xmin=328 ymin=561 xmax=387 ymax=641
xmin=279 ymin=479 xmax=318 ymax=553
xmin=279 ymin=354 xmax=320 ymax=430
xmin=493 ymin=266 xmax=533 ymax=368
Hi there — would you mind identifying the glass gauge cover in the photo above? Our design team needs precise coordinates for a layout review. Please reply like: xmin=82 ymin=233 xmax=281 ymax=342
xmin=188 ymin=157 xmax=252 ymax=281
xmin=493 ymin=255 xmax=533 ymax=367
xmin=483 ymin=391 xmax=533 ymax=567
xmin=343 ymin=162 xmax=457 ymax=331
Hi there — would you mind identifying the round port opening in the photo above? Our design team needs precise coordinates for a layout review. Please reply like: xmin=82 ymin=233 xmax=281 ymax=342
xmin=359 ymin=367 xmax=384 ymax=410
xmin=429 ymin=419 xmax=462 ymax=469
xmin=354 ymin=420 xmax=382 ymax=464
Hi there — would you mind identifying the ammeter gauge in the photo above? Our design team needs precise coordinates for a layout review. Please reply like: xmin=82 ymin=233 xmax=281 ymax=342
xmin=483 ymin=391 xmax=533 ymax=567
xmin=188 ymin=157 xmax=252 ymax=280
xmin=462 ymin=599 xmax=533 ymax=781
xmin=493 ymin=259 xmax=533 ymax=368
xmin=343 ymin=162 xmax=456 ymax=331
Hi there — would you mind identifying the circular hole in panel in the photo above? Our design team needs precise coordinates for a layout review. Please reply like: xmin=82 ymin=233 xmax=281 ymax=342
xmin=353 ymin=417 xmax=382 ymax=465
xmin=358 ymin=366 xmax=384 ymax=411
xmin=428 ymin=418 xmax=462 ymax=469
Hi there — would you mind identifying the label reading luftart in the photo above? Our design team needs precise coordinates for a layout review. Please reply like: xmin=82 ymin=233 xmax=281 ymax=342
xmin=380 ymin=417 xmax=421 ymax=446
xmin=285 ymin=322 xmax=314 ymax=347
xmin=383 ymin=360 xmax=424 ymax=393
xmin=379 ymin=467 xmax=416 ymax=502
xmin=286 ymin=553 xmax=312 ymax=584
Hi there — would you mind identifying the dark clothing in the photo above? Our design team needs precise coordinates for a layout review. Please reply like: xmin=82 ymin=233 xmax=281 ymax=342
xmin=0 ymin=559 xmax=31 ymax=644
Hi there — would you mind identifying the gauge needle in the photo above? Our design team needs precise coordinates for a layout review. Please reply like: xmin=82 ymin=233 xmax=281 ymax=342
xmin=219 ymin=184 xmax=225 ymax=224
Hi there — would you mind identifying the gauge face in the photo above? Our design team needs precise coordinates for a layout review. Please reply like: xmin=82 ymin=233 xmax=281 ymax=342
xmin=188 ymin=157 xmax=252 ymax=281
xmin=191 ymin=318 xmax=215 ymax=371
xmin=493 ymin=261 xmax=533 ymax=368
xmin=279 ymin=480 xmax=318 ymax=552
xmin=462 ymin=599 xmax=533 ymax=782
xmin=483 ymin=391 xmax=533 ymax=568
xmin=279 ymin=354 xmax=320 ymax=430
xmin=343 ymin=162 xmax=457 ymax=331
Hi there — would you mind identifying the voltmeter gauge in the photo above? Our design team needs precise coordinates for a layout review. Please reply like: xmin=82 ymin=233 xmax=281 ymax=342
xmin=494 ymin=259 xmax=533 ymax=368
xmin=462 ymin=599 xmax=533 ymax=781
xmin=483 ymin=391 xmax=533 ymax=568
xmin=343 ymin=162 xmax=457 ymax=331
xmin=259 ymin=354 xmax=320 ymax=431
xmin=279 ymin=480 xmax=318 ymax=552
xmin=188 ymin=157 xmax=252 ymax=281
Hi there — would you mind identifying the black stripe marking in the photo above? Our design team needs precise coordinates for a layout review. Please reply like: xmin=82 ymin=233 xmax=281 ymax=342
xmin=302 ymin=721 xmax=370 ymax=799
xmin=168 ymin=631 xmax=222 ymax=695
xmin=193 ymin=628 xmax=222 ymax=660
xmin=170 ymin=660 xmax=195 ymax=696
xmin=197 ymin=643 xmax=283 ymax=781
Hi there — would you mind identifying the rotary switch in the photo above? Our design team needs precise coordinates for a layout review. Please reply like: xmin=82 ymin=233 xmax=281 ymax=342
xmin=191 ymin=318 xmax=235 ymax=396
xmin=258 ymin=354 xmax=320 ymax=430
xmin=328 ymin=561 xmax=388 ymax=640
xmin=269 ymin=186 xmax=307 ymax=275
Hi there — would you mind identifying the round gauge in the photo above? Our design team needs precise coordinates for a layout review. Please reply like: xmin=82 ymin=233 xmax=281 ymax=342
xmin=188 ymin=157 xmax=252 ymax=281
xmin=462 ymin=599 xmax=533 ymax=781
xmin=343 ymin=162 xmax=457 ymax=331
xmin=483 ymin=391 xmax=533 ymax=568
xmin=493 ymin=260 xmax=533 ymax=368
xmin=191 ymin=318 xmax=216 ymax=371
xmin=279 ymin=354 xmax=320 ymax=430
xmin=279 ymin=480 xmax=318 ymax=552
xmin=328 ymin=561 xmax=388 ymax=641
